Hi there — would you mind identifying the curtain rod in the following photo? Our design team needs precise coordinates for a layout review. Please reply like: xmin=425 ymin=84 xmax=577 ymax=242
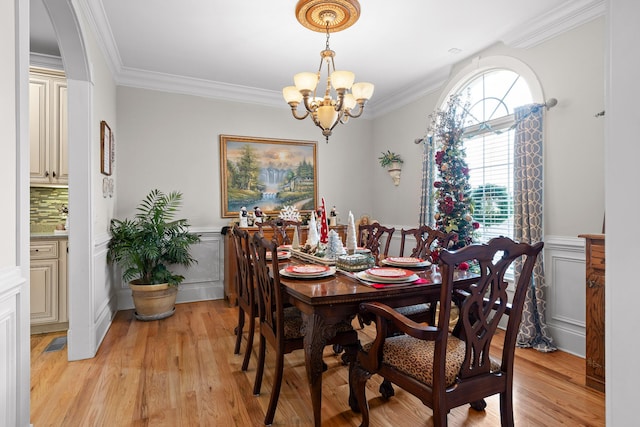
xmin=414 ymin=98 xmax=558 ymax=145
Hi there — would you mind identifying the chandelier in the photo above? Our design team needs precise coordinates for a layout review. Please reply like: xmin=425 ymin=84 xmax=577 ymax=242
xmin=283 ymin=0 xmax=374 ymax=142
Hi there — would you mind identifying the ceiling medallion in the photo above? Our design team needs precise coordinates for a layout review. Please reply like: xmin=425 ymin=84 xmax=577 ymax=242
xmin=295 ymin=0 xmax=361 ymax=33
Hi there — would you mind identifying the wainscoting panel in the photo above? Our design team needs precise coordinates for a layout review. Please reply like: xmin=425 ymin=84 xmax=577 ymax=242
xmin=176 ymin=231 xmax=224 ymax=303
xmin=0 ymin=268 xmax=24 ymax=427
xmin=94 ymin=234 xmax=118 ymax=349
xmin=544 ymin=235 xmax=586 ymax=357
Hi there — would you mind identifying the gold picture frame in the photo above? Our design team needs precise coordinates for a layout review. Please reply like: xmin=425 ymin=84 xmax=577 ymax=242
xmin=100 ymin=120 xmax=113 ymax=176
xmin=220 ymin=135 xmax=318 ymax=218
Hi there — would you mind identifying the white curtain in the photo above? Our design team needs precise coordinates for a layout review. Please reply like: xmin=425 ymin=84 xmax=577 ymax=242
xmin=418 ymin=136 xmax=436 ymax=226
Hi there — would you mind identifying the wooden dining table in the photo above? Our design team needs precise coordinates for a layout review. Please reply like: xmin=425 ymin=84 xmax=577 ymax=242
xmin=277 ymin=257 xmax=478 ymax=427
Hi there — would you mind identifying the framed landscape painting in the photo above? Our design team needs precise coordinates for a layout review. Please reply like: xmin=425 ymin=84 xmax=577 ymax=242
xmin=220 ymin=135 xmax=318 ymax=218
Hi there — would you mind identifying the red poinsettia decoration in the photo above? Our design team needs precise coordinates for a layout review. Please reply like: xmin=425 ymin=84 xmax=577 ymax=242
xmin=458 ymin=261 xmax=469 ymax=271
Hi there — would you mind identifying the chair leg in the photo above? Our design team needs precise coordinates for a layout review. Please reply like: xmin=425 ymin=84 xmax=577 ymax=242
xmin=241 ymin=312 xmax=255 ymax=371
xmin=264 ymin=349 xmax=285 ymax=426
xmin=253 ymin=334 xmax=266 ymax=396
xmin=432 ymin=406 xmax=448 ymax=427
xmin=379 ymin=380 xmax=395 ymax=400
xmin=470 ymin=399 xmax=487 ymax=411
xmin=349 ymin=364 xmax=372 ymax=426
xmin=357 ymin=314 xmax=365 ymax=329
xmin=500 ymin=390 xmax=515 ymax=427
xmin=234 ymin=308 xmax=245 ymax=355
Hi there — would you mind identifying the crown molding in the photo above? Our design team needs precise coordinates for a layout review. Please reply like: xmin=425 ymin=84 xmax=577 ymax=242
xmin=30 ymin=53 xmax=64 ymax=70
xmin=83 ymin=0 xmax=606 ymax=116
xmin=368 ymin=65 xmax=451 ymax=118
xmin=116 ymin=66 xmax=286 ymax=108
xmin=502 ymin=0 xmax=605 ymax=49
xmin=78 ymin=0 xmax=123 ymax=77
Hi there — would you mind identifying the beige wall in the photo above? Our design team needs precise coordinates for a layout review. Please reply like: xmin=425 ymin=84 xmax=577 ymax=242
xmin=115 ymin=18 xmax=605 ymax=238
xmin=80 ymin=11 xmax=117 ymax=238
xmin=114 ymin=87 xmax=375 ymax=226
xmin=0 ymin=0 xmax=17 ymax=266
xmin=372 ymin=17 xmax=605 ymax=236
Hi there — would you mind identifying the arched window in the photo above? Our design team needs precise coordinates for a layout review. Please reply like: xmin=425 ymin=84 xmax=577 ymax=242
xmin=425 ymin=58 xmax=554 ymax=352
xmin=458 ymin=69 xmax=533 ymax=242
xmin=447 ymin=68 xmax=533 ymax=243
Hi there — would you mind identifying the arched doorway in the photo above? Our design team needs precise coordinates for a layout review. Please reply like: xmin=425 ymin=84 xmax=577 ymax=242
xmin=40 ymin=0 xmax=95 ymax=360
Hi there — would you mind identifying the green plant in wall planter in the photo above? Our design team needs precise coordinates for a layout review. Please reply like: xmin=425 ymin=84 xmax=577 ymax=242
xmin=107 ymin=189 xmax=200 ymax=320
xmin=378 ymin=150 xmax=403 ymax=186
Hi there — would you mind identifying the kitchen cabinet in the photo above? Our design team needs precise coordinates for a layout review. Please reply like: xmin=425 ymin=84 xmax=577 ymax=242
xmin=30 ymin=238 xmax=68 ymax=333
xmin=29 ymin=68 xmax=68 ymax=186
xmin=579 ymin=233 xmax=605 ymax=392
xmin=224 ymin=224 xmax=346 ymax=305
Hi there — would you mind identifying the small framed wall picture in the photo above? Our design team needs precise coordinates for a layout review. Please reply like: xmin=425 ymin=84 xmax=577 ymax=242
xmin=100 ymin=120 xmax=113 ymax=176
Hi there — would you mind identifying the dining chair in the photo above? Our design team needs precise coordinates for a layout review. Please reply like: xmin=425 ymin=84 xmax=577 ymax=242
xmin=399 ymin=225 xmax=456 ymax=259
xmin=357 ymin=222 xmax=395 ymax=263
xmin=373 ymin=225 xmax=457 ymax=398
xmin=394 ymin=225 xmax=457 ymax=324
xmin=350 ymin=236 xmax=544 ymax=427
xmin=352 ymin=222 xmax=396 ymax=330
xmin=231 ymin=225 xmax=256 ymax=371
xmin=257 ymin=219 xmax=302 ymax=246
xmin=249 ymin=233 xmax=359 ymax=426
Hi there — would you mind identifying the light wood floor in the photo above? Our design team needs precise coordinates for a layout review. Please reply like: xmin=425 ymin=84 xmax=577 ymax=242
xmin=31 ymin=300 xmax=604 ymax=426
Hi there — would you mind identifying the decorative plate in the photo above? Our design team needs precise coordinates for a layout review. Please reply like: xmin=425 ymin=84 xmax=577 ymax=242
xmin=355 ymin=271 xmax=419 ymax=284
xmin=266 ymin=251 xmax=291 ymax=260
xmin=382 ymin=257 xmax=431 ymax=268
xmin=285 ymin=264 xmax=330 ymax=275
xmin=365 ymin=267 xmax=414 ymax=279
xmin=280 ymin=266 xmax=336 ymax=279
xmin=388 ymin=257 xmax=423 ymax=264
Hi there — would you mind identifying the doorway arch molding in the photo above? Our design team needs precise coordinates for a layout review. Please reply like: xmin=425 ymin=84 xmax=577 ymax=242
xmin=41 ymin=0 xmax=97 ymax=360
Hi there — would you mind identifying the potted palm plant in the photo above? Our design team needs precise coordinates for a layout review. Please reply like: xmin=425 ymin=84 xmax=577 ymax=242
xmin=107 ymin=189 xmax=200 ymax=320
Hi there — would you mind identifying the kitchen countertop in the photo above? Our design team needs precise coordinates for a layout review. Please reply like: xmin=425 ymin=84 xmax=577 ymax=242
xmin=31 ymin=231 xmax=69 ymax=240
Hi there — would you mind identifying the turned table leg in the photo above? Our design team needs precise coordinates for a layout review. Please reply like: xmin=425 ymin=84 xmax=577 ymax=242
xmin=301 ymin=312 xmax=336 ymax=427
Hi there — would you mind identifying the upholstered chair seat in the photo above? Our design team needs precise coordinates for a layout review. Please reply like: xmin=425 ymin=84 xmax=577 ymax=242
xmin=363 ymin=335 xmax=500 ymax=388
xmin=394 ymin=303 xmax=430 ymax=317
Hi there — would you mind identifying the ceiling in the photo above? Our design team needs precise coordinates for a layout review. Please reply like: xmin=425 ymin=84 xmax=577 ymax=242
xmin=30 ymin=0 xmax=603 ymax=117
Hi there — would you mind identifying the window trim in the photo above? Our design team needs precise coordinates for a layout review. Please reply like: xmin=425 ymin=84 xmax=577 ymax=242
xmin=437 ymin=56 xmax=545 ymax=109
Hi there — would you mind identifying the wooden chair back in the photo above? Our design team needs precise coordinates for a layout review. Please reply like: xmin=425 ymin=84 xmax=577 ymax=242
xmin=230 ymin=225 xmax=256 ymax=370
xmin=257 ymin=219 xmax=302 ymax=246
xmin=232 ymin=225 xmax=254 ymax=314
xmin=249 ymin=233 xmax=286 ymax=344
xmin=357 ymin=222 xmax=395 ymax=261
xmin=399 ymin=225 xmax=455 ymax=260
xmin=440 ymin=238 xmax=543 ymax=383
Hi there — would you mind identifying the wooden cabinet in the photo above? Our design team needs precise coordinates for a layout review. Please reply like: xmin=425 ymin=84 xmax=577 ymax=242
xmin=29 ymin=68 xmax=68 ymax=186
xmin=579 ymin=233 xmax=605 ymax=392
xmin=30 ymin=238 xmax=68 ymax=333
xmin=224 ymin=225 xmax=346 ymax=305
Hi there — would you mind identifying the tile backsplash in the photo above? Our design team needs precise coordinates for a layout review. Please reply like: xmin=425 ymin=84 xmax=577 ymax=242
xmin=31 ymin=187 xmax=69 ymax=232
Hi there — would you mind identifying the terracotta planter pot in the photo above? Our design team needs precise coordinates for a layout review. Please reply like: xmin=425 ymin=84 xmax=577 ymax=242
xmin=129 ymin=281 xmax=178 ymax=321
